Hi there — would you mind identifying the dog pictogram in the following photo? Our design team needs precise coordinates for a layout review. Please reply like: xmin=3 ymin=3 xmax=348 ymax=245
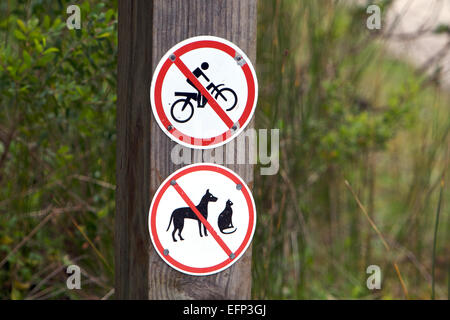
xmin=166 ymin=189 xmax=218 ymax=242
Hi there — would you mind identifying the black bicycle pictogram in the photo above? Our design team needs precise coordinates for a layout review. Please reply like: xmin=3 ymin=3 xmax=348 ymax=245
xmin=170 ymin=62 xmax=238 ymax=123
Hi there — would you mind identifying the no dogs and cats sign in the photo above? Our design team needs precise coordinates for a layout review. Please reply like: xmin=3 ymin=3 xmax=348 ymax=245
xmin=148 ymin=163 xmax=256 ymax=276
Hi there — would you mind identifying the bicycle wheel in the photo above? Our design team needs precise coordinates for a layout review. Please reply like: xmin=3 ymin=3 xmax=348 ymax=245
xmin=170 ymin=99 xmax=194 ymax=123
xmin=216 ymin=88 xmax=238 ymax=111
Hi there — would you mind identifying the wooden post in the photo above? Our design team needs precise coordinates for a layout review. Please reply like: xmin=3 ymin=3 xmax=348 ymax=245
xmin=116 ymin=0 xmax=257 ymax=299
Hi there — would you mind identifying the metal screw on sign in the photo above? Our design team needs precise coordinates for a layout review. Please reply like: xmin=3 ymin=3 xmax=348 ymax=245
xmin=170 ymin=179 xmax=177 ymax=186
xmin=234 ymin=53 xmax=246 ymax=66
xmin=164 ymin=249 xmax=169 ymax=256
xmin=229 ymin=253 xmax=235 ymax=259
xmin=236 ymin=184 xmax=242 ymax=190
xmin=167 ymin=125 xmax=173 ymax=131
xmin=169 ymin=54 xmax=176 ymax=61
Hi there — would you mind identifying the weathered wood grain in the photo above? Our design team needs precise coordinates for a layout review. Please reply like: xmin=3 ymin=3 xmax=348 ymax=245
xmin=116 ymin=0 xmax=257 ymax=299
xmin=116 ymin=0 xmax=154 ymax=299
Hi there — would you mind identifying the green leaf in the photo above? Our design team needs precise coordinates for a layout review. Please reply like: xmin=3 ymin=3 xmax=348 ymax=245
xmin=37 ymin=53 xmax=55 ymax=66
xmin=51 ymin=18 xmax=63 ymax=30
xmin=97 ymin=207 xmax=108 ymax=218
xmin=43 ymin=47 xmax=59 ymax=55
xmin=57 ymin=145 xmax=69 ymax=155
xmin=34 ymin=39 xmax=43 ymax=53
xmin=11 ymin=287 xmax=22 ymax=300
xmin=13 ymin=29 xmax=27 ymax=41
xmin=22 ymin=50 xmax=32 ymax=67
xmin=105 ymin=9 xmax=115 ymax=22
xmin=434 ymin=24 xmax=450 ymax=34
xmin=43 ymin=15 xmax=51 ymax=29
xmin=7 ymin=65 xmax=17 ymax=78
xmin=96 ymin=32 xmax=110 ymax=39
xmin=16 ymin=19 xmax=27 ymax=33
xmin=19 ymin=85 xmax=30 ymax=93
xmin=0 ymin=19 xmax=8 ymax=28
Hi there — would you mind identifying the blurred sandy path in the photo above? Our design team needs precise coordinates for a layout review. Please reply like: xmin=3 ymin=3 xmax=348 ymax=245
xmin=385 ymin=0 xmax=450 ymax=87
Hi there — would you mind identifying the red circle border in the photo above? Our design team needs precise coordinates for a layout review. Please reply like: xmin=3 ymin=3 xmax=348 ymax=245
xmin=153 ymin=40 xmax=257 ymax=147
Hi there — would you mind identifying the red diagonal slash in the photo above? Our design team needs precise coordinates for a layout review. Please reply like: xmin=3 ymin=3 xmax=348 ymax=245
xmin=173 ymin=57 xmax=235 ymax=129
xmin=171 ymin=181 xmax=233 ymax=258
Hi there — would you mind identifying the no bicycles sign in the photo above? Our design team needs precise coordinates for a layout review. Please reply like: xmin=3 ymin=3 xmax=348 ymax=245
xmin=148 ymin=163 xmax=256 ymax=276
xmin=150 ymin=36 xmax=258 ymax=149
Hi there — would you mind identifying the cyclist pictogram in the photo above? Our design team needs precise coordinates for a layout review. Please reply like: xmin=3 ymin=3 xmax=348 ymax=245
xmin=171 ymin=62 xmax=238 ymax=123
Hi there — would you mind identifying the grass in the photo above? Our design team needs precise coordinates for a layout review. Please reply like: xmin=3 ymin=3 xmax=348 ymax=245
xmin=432 ymin=179 xmax=444 ymax=299
xmin=253 ymin=0 xmax=449 ymax=299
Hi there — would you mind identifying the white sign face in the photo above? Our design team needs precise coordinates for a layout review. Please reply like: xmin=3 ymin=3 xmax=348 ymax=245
xmin=150 ymin=36 xmax=258 ymax=149
xmin=148 ymin=163 xmax=256 ymax=276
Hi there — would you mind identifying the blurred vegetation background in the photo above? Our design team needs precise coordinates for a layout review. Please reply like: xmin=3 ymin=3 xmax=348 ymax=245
xmin=0 ymin=0 xmax=448 ymax=299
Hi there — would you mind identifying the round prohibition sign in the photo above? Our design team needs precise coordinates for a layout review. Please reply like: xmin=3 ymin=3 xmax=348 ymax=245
xmin=150 ymin=36 xmax=258 ymax=149
xmin=148 ymin=163 xmax=256 ymax=276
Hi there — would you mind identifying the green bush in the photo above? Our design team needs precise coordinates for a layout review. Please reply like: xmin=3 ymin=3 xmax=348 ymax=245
xmin=0 ymin=1 xmax=116 ymax=299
